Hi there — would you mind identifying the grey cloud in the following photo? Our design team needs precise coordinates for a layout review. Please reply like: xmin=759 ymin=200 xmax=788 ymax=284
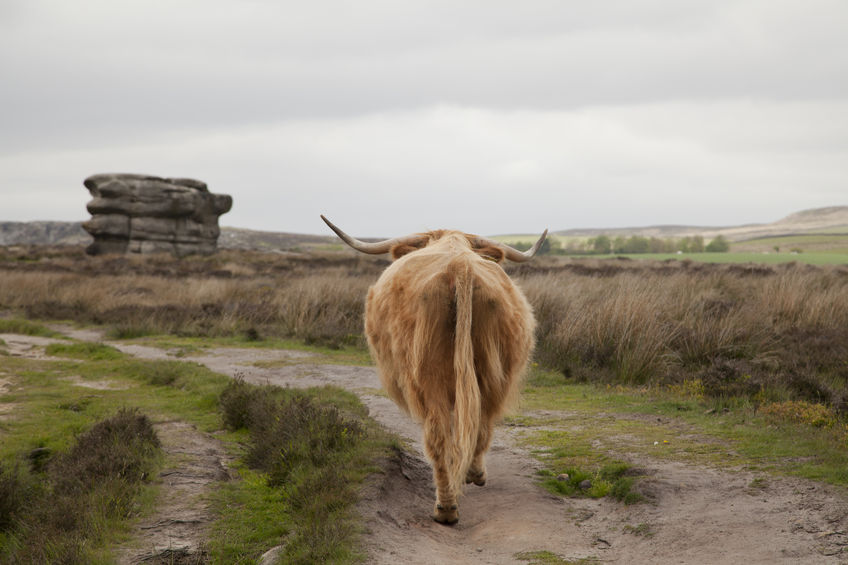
xmin=1 ymin=0 xmax=846 ymax=234
xmin=3 ymin=0 xmax=847 ymax=154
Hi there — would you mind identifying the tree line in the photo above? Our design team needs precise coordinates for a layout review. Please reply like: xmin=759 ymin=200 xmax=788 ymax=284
xmin=509 ymin=234 xmax=731 ymax=255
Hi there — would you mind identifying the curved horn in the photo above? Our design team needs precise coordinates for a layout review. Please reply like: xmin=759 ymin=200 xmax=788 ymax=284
xmin=320 ymin=215 xmax=424 ymax=255
xmin=475 ymin=229 xmax=548 ymax=263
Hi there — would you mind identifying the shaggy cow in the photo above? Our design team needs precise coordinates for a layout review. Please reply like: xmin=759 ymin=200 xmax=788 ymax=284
xmin=321 ymin=216 xmax=545 ymax=524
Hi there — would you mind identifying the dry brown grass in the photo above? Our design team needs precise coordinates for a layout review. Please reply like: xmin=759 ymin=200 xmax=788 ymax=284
xmin=2 ymin=246 xmax=846 ymax=412
xmin=518 ymin=258 xmax=848 ymax=411
xmin=0 ymin=246 xmax=382 ymax=347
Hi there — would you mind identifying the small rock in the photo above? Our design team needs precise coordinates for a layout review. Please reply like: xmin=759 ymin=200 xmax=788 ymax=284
xmin=556 ymin=473 xmax=570 ymax=482
xmin=258 ymin=545 xmax=285 ymax=565
xmin=579 ymin=479 xmax=592 ymax=490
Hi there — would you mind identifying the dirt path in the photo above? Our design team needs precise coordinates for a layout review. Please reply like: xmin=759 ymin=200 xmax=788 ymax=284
xmin=105 ymin=341 xmax=848 ymax=564
xmin=115 ymin=419 xmax=232 ymax=564
xmin=12 ymin=327 xmax=848 ymax=563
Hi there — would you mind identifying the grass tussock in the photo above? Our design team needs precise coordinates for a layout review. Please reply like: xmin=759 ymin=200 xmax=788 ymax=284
xmin=45 ymin=341 xmax=125 ymax=361
xmin=515 ymin=550 xmax=600 ymax=565
xmin=0 ymin=317 xmax=60 ymax=337
xmin=216 ymin=378 xmax=388 ymax=564
xmin=0 ymin=408 xmax=161 ymax=564
xmin=537 ymin=462 xmax=643 ymax=504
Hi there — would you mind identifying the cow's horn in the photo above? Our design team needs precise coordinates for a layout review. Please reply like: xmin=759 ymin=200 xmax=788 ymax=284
xmin=476 ymin=229 xmax=548 ymax=262
xmin=321 ymin=215 xmax=423 ymax=255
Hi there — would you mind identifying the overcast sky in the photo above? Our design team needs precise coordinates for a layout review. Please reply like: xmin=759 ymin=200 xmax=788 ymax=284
xmin=1 ymin=1 xmax=846 ymax=236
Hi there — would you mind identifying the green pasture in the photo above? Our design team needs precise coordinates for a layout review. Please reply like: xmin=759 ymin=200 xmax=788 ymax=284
xmin=733 ymin=233 xmax=848 ymax=254
xmin=591 ymin=251 xmax=848 ymax=265
xmin=517 ymin=367 xmax=848 ymax=488
xmin=494 ymin=232 xmax=848 ymax=265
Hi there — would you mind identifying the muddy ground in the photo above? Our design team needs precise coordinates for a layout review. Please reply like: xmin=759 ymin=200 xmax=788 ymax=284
xmin=3 ymin=327 xmax=847 ymax=564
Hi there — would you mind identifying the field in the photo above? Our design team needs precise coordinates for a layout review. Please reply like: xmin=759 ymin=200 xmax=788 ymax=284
xmin=1 ymin=245 xmax=847 ymax=563
xmin=731 ymin=234 xmax=848 ymax=255
xmin=593 ymin=252 xmax=848 ymax=265
xmin=494 ymin=224 xmax=848 ymax=266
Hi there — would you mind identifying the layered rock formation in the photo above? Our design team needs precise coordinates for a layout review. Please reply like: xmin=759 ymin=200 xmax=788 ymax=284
xmin=82 ymin=174 xmax=232 ymax=256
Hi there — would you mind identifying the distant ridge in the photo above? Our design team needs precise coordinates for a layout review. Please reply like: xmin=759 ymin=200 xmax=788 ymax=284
xmin=0 ymin=221 xmax=334 ymax=250
xmin=1 ymin=206 xmax=846 ymax=248
xmin=0 ymin=221 xmax=90 ymax=246
xmin=552 ymin=206 xmax=848 ymax=242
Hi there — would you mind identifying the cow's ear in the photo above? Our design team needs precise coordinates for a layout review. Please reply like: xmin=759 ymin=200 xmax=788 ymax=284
xmin=390 ymin=242 xmax=423 ymax=260
xmin=474 ymin=245 xmax=505 ymax=263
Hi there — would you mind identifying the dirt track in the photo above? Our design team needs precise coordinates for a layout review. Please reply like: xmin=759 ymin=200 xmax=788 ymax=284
xmin=8 ymin=327 xmax=848 ymax=564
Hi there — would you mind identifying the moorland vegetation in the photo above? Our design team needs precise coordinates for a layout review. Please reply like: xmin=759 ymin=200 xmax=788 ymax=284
xmin=1 ymin=244 xmax=847 ymax=562
xmin=1 ymin=245 xmax=845 ymax=417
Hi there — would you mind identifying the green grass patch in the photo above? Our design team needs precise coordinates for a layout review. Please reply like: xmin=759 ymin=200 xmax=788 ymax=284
xmin=622 ymin=523 xmax=655 ymax=537
xmin=520 ymin=366 xmax=848 ymax=487
xmin=536 ymin=460 xmax=643 ymax=504
xmin=105 ymin=322 xmax=156 ymax=340
xmin=0 ymin=318 xmax=62 ymax=337
xmin=515 ymin=550 xmax=600 ymax=565
xmin=0 ymin=354 xmax=229 ymax=478
xmin=45 ymin=341 xmax=125 ymax=361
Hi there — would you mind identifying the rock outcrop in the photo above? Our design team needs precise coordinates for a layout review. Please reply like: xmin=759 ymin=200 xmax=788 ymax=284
xmin=82 ymin=174 xmax=232 ymax=256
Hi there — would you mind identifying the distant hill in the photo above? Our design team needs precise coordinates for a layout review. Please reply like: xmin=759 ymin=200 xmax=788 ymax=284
xmin=552 ymin=206 xmax=848 ymax=242
xmin=217 ymin=227 xmax=334 ymax=250
xmin=0 ymin=221 xmax=334 ymax=251
xmin=0 ymin=221 xmax=90 ymax=246
xmin=2 ymin=206 xmax=846 ymax=249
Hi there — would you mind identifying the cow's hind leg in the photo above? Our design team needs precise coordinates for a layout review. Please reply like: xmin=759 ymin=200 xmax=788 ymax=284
xmin=465 ymin=415 xmax=495 ymax=486
xmin=423 ymin=414 xmax=459 ymax=525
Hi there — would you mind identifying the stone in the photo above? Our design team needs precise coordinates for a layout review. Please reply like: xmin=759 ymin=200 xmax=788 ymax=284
xmin=82 ymin=174 xmax=232 ymax=256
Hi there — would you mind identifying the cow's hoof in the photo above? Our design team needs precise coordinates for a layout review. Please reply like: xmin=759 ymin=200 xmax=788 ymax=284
xmin=465 ymin=469 xmax=486 ymax=486
xmin=433 ymin=503 xmax=459 ymax=525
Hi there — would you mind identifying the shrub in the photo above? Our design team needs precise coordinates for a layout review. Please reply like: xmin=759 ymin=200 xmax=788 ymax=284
xmin=49 ymin=408 xmax=160 ymax=497
xmin=2 ymin=409 xmax=161 ymax=564
xmin=218 ymin=379 xmax=376 ymax=564
xmin=760 ymin=401 xmax=837 ymax=428
xmin=247 ymin=395 xmax=364 ymax=486
xmin=219 ymin=376 xmax=279 ymax=431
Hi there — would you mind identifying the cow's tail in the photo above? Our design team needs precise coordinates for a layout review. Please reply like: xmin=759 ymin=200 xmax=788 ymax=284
xmin=450 ymin=260 xmax=480 ymax=495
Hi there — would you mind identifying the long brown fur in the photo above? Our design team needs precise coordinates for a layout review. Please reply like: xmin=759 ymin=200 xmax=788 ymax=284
xmin=363 ymin=230 xmax=536 ymax=524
